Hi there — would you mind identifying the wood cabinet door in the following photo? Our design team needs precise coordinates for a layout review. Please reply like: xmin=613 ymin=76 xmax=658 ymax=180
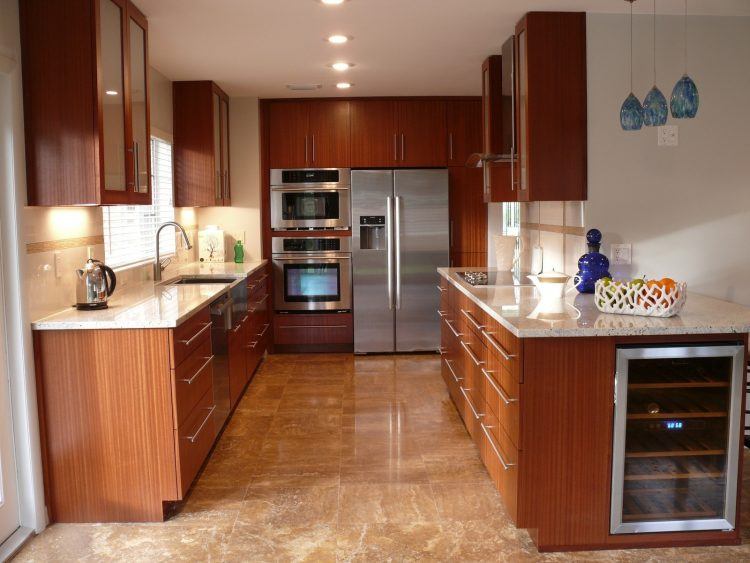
xmin=486 ymin=161 xmax=514 ymax=203
xmin=350 ymin=100 xmax=397 ymax=168
xmin=396 ymin=100 xmax=446 ymax=167
xmin=308 ymin=100 xmax=350 ymax=167
xmin=446 ymin=100 xmax=482 ymax=166
xmin=220 ymin=96 xmax=231 ymax=205
xmin=269 ymin=101 xmax=309 ymax=168
xmin=228 ymin=321 xmax=247 ymax=409
xmin=449 ymin=166 xmax=487 ymax=255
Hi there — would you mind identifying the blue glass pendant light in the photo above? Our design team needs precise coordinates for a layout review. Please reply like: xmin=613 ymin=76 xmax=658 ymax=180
xmin=642 ymin=0 xmax=668 ymax=126
xmin=670 ymin=0 xmax=699 ymax=118
xmin=620 ymin=0 xmax=643 ymax=130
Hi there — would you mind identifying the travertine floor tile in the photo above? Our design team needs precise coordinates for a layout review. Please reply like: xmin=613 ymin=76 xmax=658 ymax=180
xmin=15 ymin=352 xmax=750 ymax=562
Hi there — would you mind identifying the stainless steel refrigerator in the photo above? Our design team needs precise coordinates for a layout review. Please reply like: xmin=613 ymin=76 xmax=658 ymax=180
xmin=352 ymin=169 xmax=449 ymax=353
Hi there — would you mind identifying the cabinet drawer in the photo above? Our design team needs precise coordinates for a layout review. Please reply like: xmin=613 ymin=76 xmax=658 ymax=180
xmin=176 ymin=388 xmax=216 ymax=496
xmin=458 ymin=382 xmax=484 ymax=440
xmin=480 ymin=319 xmax=521 ymax=382
xmin=173 ymin=337 xmax=214 ymax=428
xmin=480 ymin=409 xmax=518 ymax=523
xmin=479 ymin=361 xmax=520 ymax=449
xmin=247 ymin=268 xmax=269 ymax=291
xmin=172 ymin=307 xmax=212 ymax=368
xmin=274 ymin=313 xmax=353 ymax=345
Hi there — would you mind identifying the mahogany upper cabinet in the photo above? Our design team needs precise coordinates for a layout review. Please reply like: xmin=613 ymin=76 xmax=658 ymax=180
xmin=173 ymin=81 xmax=231 ymax=207
xmin=351 ymin=99 xmax=447 ymax=168
xmin=515 ymin=12 xmax=587 ymax=201
xmin=20 ymin=0 xmax=152 ymax=206
xmin=446 ymin=100 xmax=482 ymax=167
xmin=268 ymin=100 xmax=350 ymax=168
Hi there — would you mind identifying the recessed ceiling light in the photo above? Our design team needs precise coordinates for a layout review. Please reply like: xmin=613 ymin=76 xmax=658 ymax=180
xmin=320 ymin=0 xmax=346 ymax=5
xmin=105 ymin=90 xmax=118 ymax=96
xmin=327 ymin=34 xmax=350 ymax=44
xmin=336 ymin=82 xmax=353 ymax=89
xmin=331 ymin=62 xmax=353 ymax=71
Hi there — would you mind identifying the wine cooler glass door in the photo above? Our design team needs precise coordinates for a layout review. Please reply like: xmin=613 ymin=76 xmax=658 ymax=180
xmin=611 ymin=344 xmax=744 ymax=534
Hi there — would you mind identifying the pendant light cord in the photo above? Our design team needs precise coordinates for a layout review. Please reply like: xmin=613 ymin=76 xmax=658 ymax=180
xmin=629 ymin=1 xmax=634 ymax=91
xmin=652 ymin=0 xmax=657 ymax=85
xmin=684 ymin=0 xmax=688 ymax=74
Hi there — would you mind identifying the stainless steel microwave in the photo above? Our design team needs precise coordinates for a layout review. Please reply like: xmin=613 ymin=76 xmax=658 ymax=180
xmin=270 ymin=168 xmax=351 ymax=231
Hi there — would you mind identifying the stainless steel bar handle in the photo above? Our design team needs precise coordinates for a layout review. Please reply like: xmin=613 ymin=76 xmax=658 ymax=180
xmin=437 ymin=310 xmax=447 ymax=318
xmin=461 ymin=308 xmax=486 ymax=330
xmin=444 ymin=358 xmax=463 ymax=382
xmin=448 ymin=133 xmax=453 ymax=161
xmin=511 ymin=63 xmax=517 ymax=191
xmin=436 ymin=284 xmax=446 ymax=293
xmin=460 ymin=340 xmax=484 ymax=367
xmin=179 ymin=322 xmax=212 ymax=347
xmin=257 ymin=323 xmax=270 ymax=337
xmin=459 ymin=386 xmax=484 ymax=420
xmin=223 ymin=171 xmax=229 ymax=199
xmin=395 ymin=196 xmax=402 ymax=309
xmin=481 ymin=367 xmax=517 ymax=405
xmin=216 ymin=170 xmax=222 ymax=199
xmin=311 ymin=134 xmax=316 ymax=163
xmin=386 ymin=196 xmax=394 ymax=310
xmin=482 ymin=161 xmax=489 ymax=200
xmin=481 ymin=330 xmax=517 ymax=361
xmin=480 ymin=422 xmax=515 ymax=470
xmin=133 ymin=142 xmax=140 ymax=192
xmin=444 ymin=318 xmax=463 ymax=338
xmin=305 ymin=135 xmax=308 ymax=164
xmin=180 ymin=355 xmax=214 ymax=385
xmin=400 ymin=134 xmax=405 ymax=161
xmin=279 ymin=324 xmax=348 ymax=329
xmin=233 ymin=315 xmax=249 ymax=333
xmin=393 ymin=133 xmax=397 ymax=161
xmin=246 ymin=341 xmax=259 ymax=349
xmin=185 ymin=406 xmax=216 ymax=443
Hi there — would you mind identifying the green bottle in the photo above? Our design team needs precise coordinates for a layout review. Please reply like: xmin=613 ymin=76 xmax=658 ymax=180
xmin=233 ymin=240 xmax=244 ymax=263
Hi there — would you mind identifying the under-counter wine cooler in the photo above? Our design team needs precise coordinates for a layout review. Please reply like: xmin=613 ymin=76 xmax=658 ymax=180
xmin=611 ymin=344 xmax=745 ymax=534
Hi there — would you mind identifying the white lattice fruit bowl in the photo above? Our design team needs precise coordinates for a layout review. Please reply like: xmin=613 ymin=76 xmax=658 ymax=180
xmin=594 ymin=279 xmax=687 ymax=318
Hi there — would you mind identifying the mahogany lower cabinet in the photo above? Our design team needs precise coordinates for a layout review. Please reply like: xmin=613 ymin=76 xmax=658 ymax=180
xmin=273 ymin=312 xmax=353 ymax=353
xmin=438 ymin=278 xmax=745 ymax=552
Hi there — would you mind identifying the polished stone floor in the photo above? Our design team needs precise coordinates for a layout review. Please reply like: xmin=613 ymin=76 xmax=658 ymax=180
xmin=13 ymin=353 xmax=750 ymax=562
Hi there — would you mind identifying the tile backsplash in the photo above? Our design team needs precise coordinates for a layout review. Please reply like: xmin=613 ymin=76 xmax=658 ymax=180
xmin=516 ymin=201 xmax=586 ymax=276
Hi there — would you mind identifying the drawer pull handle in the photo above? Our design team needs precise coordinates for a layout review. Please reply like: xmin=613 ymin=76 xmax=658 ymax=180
xmin=480 ymin=422 xmax=515 ymax=471
xmin=257 ymin=323 xmax=270 ymax=337
xmin=444 ymin=319 xmax=463 ymax=338
xmin=185 ymin=405 xmax=216 ymax=444
xmin=438 ymin=347 xmax=447 ymax=355
xmin=459 ymin=386 xmax=484 ymax=420
xmin=279 ymin=324 xmax=348 ymax=329
xmin=444 ymin=358 xmax=463 ymax=382
xmin=180 ymin=355 xmax=214 ymax=385
xmin=481 ymin=367 xmax=517 ymax=405
xmin=436 ymin=284 xmax=447 ymax=293
xmin=437 ymin=310 xmax=447 ymax=318
xmin=460 ymin=340 xmax=484 ymax=367
xmin=179 ymin=322 xmax=212 ymax=347
xmin=255 ymin=294 xmax=269 ymax=305
xmin=461 ymin=308 xmax=486 ymax=330
xmin=481 ymin=329 xmax=517 ymax=362
xmin=233 ymin=316 xmax=249 ymax=333
xmin=246 ymin=341 xmax=259 ymax=349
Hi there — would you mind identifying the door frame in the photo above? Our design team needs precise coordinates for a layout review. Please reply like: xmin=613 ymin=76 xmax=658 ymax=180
xmin=0 ymin=1 xmax=48 ymax=554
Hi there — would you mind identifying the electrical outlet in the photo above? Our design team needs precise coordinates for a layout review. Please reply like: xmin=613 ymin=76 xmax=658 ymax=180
xmin=611 ymin=244 xmax=632 ymax=266
xmin=54 ymin=251 xmax=62 ymax=278
xmin=657 ymin=125 xmax=678 ymax=147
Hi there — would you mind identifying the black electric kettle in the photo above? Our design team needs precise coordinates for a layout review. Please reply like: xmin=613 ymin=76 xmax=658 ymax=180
xmin=75 ymin=259 xmax=117 ymax=310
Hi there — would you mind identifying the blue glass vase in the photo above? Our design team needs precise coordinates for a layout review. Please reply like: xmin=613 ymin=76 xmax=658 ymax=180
xmin=643 ymin=86 xmax=668 ymax=126
xmin=620 ymin=93 xmax=644 ymax=131
xmin=670 ymin=74 xmax=699 ymax=119
xmin=575 ymin=229 xmax=611 ymax=294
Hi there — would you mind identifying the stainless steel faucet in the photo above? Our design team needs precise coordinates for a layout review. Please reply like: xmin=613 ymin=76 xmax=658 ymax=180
xmin=154 ymin=221 xmax=193 ymax=281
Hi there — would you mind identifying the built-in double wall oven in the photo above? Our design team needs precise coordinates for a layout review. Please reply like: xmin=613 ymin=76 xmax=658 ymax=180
xmin=272 ymin=237 xmax=352 ymax=312
xmin=271 ymin=168 xmax=351 ymax=231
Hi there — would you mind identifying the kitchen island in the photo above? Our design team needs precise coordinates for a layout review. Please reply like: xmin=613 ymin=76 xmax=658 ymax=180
xmin=437 ymin=267 xmax=750 ymax=552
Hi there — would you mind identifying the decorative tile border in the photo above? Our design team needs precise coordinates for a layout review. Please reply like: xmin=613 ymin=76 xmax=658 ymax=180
xmin=26 ymin=235 xmax=105 ymax=254
xmin=523 ymin=223 xmax=585 ymax=236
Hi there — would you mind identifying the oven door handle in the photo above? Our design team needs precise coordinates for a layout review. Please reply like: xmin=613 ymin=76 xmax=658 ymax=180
xmin=272 ymin=255 xmax=351 ymax=261
xmin=270 ymin=186 xmax=351 ymax=192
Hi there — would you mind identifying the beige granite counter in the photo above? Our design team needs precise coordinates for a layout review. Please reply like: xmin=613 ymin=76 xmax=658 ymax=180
xmin=438 ymin=267 xmax=750 ymax=338
xmin=31 ymin=260 xmax=267 ymax=330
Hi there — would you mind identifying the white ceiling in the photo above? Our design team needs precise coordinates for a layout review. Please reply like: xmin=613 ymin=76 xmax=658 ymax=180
xmin=135 ymin=0 xmax=750 ymax=98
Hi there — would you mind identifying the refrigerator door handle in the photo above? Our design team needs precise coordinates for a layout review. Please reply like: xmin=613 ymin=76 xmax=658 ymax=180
xmin=386 ymin=196 xmax=394 ymax=310
xmin=395 ymin=195 xmax=402 ymax=310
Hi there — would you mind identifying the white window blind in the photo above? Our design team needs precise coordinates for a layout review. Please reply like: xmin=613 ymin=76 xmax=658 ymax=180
xmin=103 ymin=136 xmax=175 ymax=269
xmin=502 ymin=201 xmax=520 ymax=236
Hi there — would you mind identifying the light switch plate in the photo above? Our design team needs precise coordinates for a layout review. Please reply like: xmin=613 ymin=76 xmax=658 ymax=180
xmin=657 ymin=125 xmax=678 ymax=147
xmin=611 ymin=244 xmax=632 ymax=265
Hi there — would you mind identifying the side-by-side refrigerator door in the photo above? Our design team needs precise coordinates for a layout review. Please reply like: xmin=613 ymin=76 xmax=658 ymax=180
xmin=394 ymin=169 xmax=449 ymax=352
xmin=352 ymin=170 xmax=395 ymax=353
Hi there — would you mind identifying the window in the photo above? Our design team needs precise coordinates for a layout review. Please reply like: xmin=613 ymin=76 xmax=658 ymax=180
xmin=103 ymin=136 xmax=175 ymax=269
xmin=502 ymin=201 xmax=520 ymax=236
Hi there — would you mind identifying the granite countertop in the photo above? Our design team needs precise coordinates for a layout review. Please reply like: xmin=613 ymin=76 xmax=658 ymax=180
xmin=31 ymin=260 xmax=267 ymax=331
xmin=438 ymin=267 xmax=750 ymax=338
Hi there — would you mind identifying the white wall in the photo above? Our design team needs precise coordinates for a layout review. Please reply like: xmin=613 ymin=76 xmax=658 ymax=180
xmin=585 ymin=13 xmax=750 ymax=304
xmin=198 ymin=97 xmax=262 ymax=261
